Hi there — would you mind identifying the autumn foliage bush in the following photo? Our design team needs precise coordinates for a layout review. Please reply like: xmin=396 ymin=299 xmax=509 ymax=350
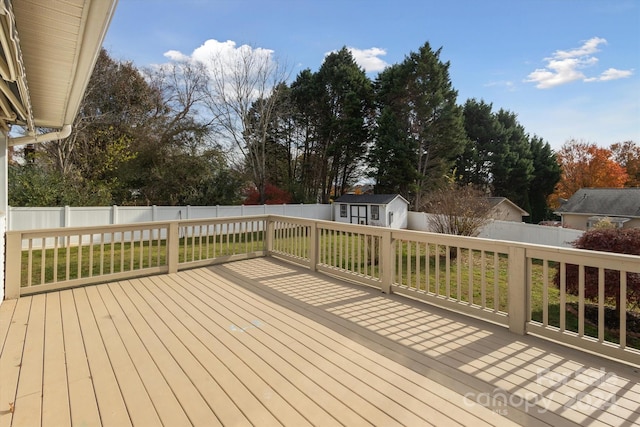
xmin=555 ymin=228 xmax=640 ymax=317
xmin=243 ymin=183 xmax=293 ymax=205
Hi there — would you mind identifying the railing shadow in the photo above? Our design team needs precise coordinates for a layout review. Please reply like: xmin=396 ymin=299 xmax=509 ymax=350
xmin=213 ymin=257 xmax=640 ymax=427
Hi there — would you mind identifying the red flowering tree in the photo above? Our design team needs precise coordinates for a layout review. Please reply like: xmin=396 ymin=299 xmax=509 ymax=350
xmin=244 ymin=183 xmax=292 ymax=205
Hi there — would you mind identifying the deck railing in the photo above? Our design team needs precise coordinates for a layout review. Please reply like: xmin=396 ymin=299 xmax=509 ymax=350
xmin=5 ymin=214 xmax=639 ymax=365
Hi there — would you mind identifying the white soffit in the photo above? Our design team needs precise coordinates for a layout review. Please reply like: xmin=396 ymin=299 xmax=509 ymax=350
xmin=8 ymin=0 xmax=117 ymax=134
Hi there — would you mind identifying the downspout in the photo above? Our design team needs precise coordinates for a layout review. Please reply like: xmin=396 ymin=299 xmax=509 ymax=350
xmin=8 ymin=124 xmax=72 ymax=146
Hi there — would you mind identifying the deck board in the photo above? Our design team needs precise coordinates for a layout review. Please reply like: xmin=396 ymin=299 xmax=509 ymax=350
xmin=95 ymin=283 xmax=192 ymax=426
xmin=130 ymin=275 xmax=260 ymax=426
xmin=0 ymin=299 xmax=16 ymax=355
xmin=1 ymin=257 xmax=639 ymax=427
xmin=73 ymin=287 xmax=132 ymax=427
xmin=153 ymin=274 xmax=343 ymax=426
xmin=0 ymin=298 xmax=30 ymax=427
xmin=140 ymin=275 xmax=307 ymax=426
xmin=108 ymin=280 xmax=222 ymax=426
xmin=185 ymin=267 xmax=491 ymax=427
xmin=59 ymin=289 xmax=102 ymax=427
xmin=166 ymin=271 xmax=431 ymax=426
xmin=11 ymin=294 xmax=45 ymax=427
xmin=41 ymin=292 xmax=70 ymax=427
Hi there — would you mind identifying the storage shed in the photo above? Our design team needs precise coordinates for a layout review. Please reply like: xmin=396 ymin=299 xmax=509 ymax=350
xmin=334 ymin=194 xmax=409 ymax=228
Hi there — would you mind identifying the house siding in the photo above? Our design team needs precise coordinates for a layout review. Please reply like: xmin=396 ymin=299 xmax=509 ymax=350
xmin=491 ymin=204 xmax=525 ymax=222
xmin=562 ymin=213 xmax=640 ymax=231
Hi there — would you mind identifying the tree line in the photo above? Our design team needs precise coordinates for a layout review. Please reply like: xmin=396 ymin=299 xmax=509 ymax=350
xmin=9 ymin=42 xmax=638 ymax=224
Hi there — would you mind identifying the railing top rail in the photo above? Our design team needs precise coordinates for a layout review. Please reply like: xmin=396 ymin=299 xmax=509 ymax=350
xmin=525 ymin=244 xmax=640 ymax=272
xmin=5 ymin=221 xmax=173 ymax=238
xmin=176 ymin=215 xmax=268 ymax=226
xmin=6 ymin=215 xmax=271 ymax=239
xmin=391 ymin=229 xmax=513 ymax=252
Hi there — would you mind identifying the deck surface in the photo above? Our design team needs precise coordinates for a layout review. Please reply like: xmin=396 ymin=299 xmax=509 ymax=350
xmin=1 ymin=257 xmax=638 ymax=426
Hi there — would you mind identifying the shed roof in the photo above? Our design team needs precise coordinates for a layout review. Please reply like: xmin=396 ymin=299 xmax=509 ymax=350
xmin=554 ymin=188 xmax=640 ymax=218
xmin=334 ymin=194 xmax=409 ymax=205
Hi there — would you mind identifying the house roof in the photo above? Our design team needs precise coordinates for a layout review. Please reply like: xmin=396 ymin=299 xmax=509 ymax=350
xmin=554 ymin=188 xmax=640 ymax=218
xmin=334 ymin=194 xmax=409 ymax=205
xmin=485 ymin=197 xmax=530 ymax=216
xmin=1 ymin=0 xmax=118 ymax=142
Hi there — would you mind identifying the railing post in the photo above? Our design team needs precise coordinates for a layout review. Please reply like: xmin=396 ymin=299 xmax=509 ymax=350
xmin=266 ymin=217 xmax=274 ymax=255
xmin=5 ymin=232 xmax=22 ymax=299
xmin=309 ymin=221 xmax=319 ymax=271
xmin=380 ymin=230 xmax=393 ymax=294
xmin=508 ymin=245 xmax=528 ymax=335
xmin=167 ymin=222 xmax=179 ymax=274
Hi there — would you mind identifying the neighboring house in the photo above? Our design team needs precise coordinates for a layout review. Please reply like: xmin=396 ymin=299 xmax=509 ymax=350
xmin=554 ymin=188 xmax=640 ymax=230
xmin=486 ymin=197 xmax=530 ymax=222
xmin=334 ymin=194 xmax=409 ymax=228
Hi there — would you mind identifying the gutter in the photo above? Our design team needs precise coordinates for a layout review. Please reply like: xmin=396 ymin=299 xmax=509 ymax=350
xmin=8 ymin=124 xmax=72 ymax=146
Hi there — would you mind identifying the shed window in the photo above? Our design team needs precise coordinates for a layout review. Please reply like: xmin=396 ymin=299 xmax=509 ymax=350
xmin=371 ymin=205 xmax=379 ymax=220
xmin=340 ymin=204 xmax=347 ymax=217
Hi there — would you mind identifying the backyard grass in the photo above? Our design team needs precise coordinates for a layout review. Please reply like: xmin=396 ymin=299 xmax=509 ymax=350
xmin=20 ymin=231 xmax=266 ymax=287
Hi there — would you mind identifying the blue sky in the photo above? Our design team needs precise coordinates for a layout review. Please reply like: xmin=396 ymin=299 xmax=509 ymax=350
xmin=103 ymin=0 xmax=640 ymax=151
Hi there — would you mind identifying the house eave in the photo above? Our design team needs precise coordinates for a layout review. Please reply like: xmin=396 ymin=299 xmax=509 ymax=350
xmin=1 ymin=0 xmax=118 ymax=141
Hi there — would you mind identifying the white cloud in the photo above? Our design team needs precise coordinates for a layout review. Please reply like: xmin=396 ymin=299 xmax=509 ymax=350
xmin=525 ymin=37 xmax=633 ymax=89
xmin=585 ymin=67 xmax=635 ymax=82
xmin=163 ymin=50 xmax=189 ymax=62
xmin=348 ymin=47 xmax=389 ymax=72
xmin=553 ymin=36 xmax=606 ymax=59
xmin=164 ymin=39 xmax=275 ymax=68
xmin=325 ymin=46 xmax=389 ymax=73
xmin=484 ymin=80 xmax=516 ymax=91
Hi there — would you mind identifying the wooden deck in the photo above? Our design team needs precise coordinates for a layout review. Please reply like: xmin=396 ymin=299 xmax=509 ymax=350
xmin=1 ymin=257 xmax=638 ymax=426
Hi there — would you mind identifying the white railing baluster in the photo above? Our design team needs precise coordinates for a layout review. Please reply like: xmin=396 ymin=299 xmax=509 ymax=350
xmin=620 ymin=273 xmax=627 ymax=349
xmin=598 ymin=267 xmax=605 ymax=343
xmin=578 ymin=265 xmax=585 ymax=337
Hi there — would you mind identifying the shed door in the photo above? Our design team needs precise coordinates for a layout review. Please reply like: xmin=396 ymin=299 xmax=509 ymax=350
xmin=350 ymin=205 xmax=367 ymax=225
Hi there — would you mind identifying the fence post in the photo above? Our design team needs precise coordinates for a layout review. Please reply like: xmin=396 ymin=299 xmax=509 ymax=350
xmin=167 ymin=222 xmax=179 ymax=274
xmin=508 ymin=245 xmax=528 ymax=335
xmin=380 ymin=230 xmax=393 ymax=294
xmin=5 ymin=232 xmax=22 ymax=299
xmin=309 ymin=221 xmax=319 ymax=271
xmin=64 ymin=205 xmax=70 ymax=227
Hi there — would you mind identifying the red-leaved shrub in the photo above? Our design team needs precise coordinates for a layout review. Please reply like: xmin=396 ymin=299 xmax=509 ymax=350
xmin=555 ymin=228 xmax=640 ymax=316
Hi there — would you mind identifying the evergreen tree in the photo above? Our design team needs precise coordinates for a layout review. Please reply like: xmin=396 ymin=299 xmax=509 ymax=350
xmin=372 ymin=42 xmax=466 ymax=208
xmin=491 ymin=109 xmax=534 ymax=211
xmin=456 ymin=99 xmax=498 ymax=191
xmin=528 ymin=136 xmax=561 ymax=223
xmin=315 ymin=47 xmax=374 ymax=201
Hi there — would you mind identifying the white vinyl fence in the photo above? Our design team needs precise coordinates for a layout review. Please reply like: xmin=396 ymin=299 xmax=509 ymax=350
xmin=7 ymin=205 xmax=582 ymax=248
xmin=7 ymin=204 xmax=333 ymax=231
xmin=407 ymin=211 xmax=583 ymax=248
